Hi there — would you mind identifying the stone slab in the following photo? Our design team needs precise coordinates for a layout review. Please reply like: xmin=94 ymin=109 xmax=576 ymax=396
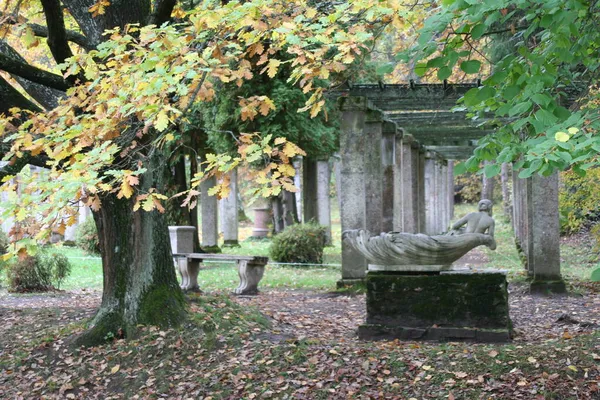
xmin=368 ymin=264 xmax=452 ymax=272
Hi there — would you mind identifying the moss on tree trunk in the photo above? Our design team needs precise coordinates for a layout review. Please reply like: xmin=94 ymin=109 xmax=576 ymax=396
xmin=76 ymin=151 xmax=186 ymax=346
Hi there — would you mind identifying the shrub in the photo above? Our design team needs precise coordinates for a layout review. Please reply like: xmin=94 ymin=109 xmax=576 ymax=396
xmin=269 ymin=223 xmax=327 ymax=264
xmin=559 ymin=168 xmax=600 ymax=234
xmin=7 ymin=249 xmax=72 ymax=292
xmin=75 ymin=217 xmax=100 ymax=254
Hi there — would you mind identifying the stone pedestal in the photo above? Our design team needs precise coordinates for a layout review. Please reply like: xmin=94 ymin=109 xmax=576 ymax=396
xmin=234 ymin=258 xmax=267 ymax=295
xmin=358 ymin=270 xmax=512 ymax=342
xmin=168 ymin=226 xmax=196 ymax=254
xmin=251 ymin=207 xmax=270 ymax=238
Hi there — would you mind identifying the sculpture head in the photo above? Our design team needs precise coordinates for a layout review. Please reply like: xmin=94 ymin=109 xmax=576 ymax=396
xmin=478 ymin=199 xmax=492 ymax=213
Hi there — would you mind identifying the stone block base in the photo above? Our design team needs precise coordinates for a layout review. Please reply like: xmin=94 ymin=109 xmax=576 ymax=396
xmin=362 ymin=271 xmax=512 ymax=342
xmin=358 ymin=325 xmax=511 ymax=342
xmin=529 ymin=279 xmax=567 ymax=295
xmin=223 ymin=240 xmax=241 ymax=248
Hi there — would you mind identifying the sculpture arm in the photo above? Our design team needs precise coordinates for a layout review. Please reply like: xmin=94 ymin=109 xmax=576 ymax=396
xmin=488 ymin=220 xmax=495 ymax=238
xmin=451 ymin=214 xmax=470 ymax=230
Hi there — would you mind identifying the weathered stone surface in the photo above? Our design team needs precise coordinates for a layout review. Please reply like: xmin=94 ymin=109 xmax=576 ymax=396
xmin=251 ymin=207 xmax=270 ymax=238
xmin=343 ymin=230 xmax=495 ymax=269
xmin=361 ymin=271 xmax=511 ymax=342
xmin=339 ymin=96 xmax=368 ymax=279
xmin=527 ymin=173 xmax=565 ymax=293
xmin=168 ymin=226 xmax=196 ymax=254
xmin=316 ymin=159 xmax=332 ymax=243
xmin=302 ymin=158 xmax=318 ymax=223
xmin=219 ymin=168 xmax=239 ymax=247
xmin=201 ymin=173 xmax=220 ymax=251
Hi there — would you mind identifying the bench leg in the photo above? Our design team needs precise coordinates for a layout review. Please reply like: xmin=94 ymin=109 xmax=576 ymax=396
xmin=186 ymin=260 xmax=201 ymax=292
xmin=234 ymin=260 xmax=265 ymax=295
xmin=175 ymin=257 xmax=189 ymax=289
xmin=176 ymin=257 xmax=201 ymax=292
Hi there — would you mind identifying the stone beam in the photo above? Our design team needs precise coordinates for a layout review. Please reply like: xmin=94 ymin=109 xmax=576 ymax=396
xmin=425 ymin=146 xmax=476 ymax=160
xmin=336 ymin=83 xmax=479 ymax=111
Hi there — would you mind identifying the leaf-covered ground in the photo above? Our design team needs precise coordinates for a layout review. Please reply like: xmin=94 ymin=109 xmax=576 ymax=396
xmin=1 ymin=282 xmax=599 ymax=399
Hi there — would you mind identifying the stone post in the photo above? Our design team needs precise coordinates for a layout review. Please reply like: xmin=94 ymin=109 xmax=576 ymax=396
xmin=316 ymin=159 xmax=332 ymax=244
xmin=251 ymin=207 xmax=270 ymax=238
xmin=293 ymin=157 xmax=303 ymax=222
xmin=302 ymin=157 xmax=319 ymax=223
xmin=338 ymin=96 xmax=368 ymax=283
xmin=219 ymin=168 xmax=239 ymax=247
xmin=200 ymin=172 xmax=220 ymax=252
xmin=364 ymin=110 xmax=384 ymax=235
xmin=381 ymin=121 xmax=397 ymax=233
xmin=439 ymin=159 xmax=448 ymax=232
xmin=447 ymin=160 xmax=454 ymax=220
xmin=417 ymin=147 xmax=427 ymax=233
xmin=424 ymin=152 xmax=437 ymax=235
xmin=393 ymin=134 xmax=419 ymax=233
xmin=527 ymin=173 xmax=565 ymax=294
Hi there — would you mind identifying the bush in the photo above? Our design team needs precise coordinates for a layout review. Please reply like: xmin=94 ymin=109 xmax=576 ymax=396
xmin=0 ymin=230 xmax=8 ymax=254
xmin=75 ymin=217 xmax=100 ymax=254
xmin=559 ymin=168 xmax=600 ymax=234
xmin=7 ymin=249 xmax=72 ymax=292
xmin=269 ymin=223 xmax=327 ymax=264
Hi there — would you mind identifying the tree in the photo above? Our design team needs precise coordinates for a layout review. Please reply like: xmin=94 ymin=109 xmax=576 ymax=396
xmin=0 ymin=0 xmax=407 ymax=344
xmin=404 ymin=0 xmax=600 ymax=177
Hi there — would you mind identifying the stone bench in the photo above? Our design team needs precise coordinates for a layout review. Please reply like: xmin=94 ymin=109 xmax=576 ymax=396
xmin=173 ymin=253 xmax=268 ymax=295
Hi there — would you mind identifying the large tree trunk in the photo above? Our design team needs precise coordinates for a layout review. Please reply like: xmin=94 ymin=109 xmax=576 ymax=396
xmin=501 ymin=162 xmax=512 ymax=220
xmin=78 ymin=151 xmax=186 ymax=346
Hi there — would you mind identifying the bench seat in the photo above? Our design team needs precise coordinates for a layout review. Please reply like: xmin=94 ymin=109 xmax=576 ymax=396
xmin=173 ymin=253 xmax=268 ymax=295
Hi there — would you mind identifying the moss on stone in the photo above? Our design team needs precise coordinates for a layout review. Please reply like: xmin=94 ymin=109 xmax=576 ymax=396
xmin=365 ymin=272 xmax=511 ymax=331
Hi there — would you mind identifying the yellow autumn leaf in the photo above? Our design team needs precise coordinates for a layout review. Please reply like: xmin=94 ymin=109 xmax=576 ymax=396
xmin=258 ymin=97 xmax=276 ymax=116
xmin=154 ymin=111 xmax=170 ymax=132
xmin=119 ymin=181 xmax=134 ymax=199
xmin=265 ymin=59 xmax=281 ymax=78
xmin=274 ymin=137 xmax=286 ymax=145
xmin=111 ymin=364 xmax=120 ymax=374
xmin=555 ymin=131 xmax=570 ymax=142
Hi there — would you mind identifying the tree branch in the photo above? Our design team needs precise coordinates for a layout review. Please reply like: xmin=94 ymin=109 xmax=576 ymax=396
xmin=0 ymin=52 xmax=70 ymax=91
xmin=148 ymin=0 xmax=177 ymax=26
xmin=0 ymin=11 xmax=93 ymax=51
xmin=0 ymin=40 xmax=64 ymax=110
xmin=40 ymin=0 xmax=75 ymax=64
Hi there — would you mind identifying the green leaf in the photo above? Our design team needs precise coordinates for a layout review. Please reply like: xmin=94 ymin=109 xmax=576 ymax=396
xmin=453 ymin=162 xmax=467 ymax=176
xmin=414 ymin=63 xmax=428 ymax=77
xmin=509 ymin=101 xmax=533 ymax=117
xmin=483 ymin=163 xmax=501 ymax=178
xmin=376 ymin=63 xmax=396 ymax=75
xmin=460 ymin=60 xmax=481 ymax=74
xmin=518 ymin=168 xmax=534 ymax=179
xmin=471 ymin=24 xmax=486 ymax=39
xmin=476 ymin=86 xmax=496 ymax=102
xmin=592 ymin=267 xmax=600 ymax=282
xmin=437 ymin=66 xmax=452 ymax=80
xmin=535 ymin=109 xmax=558 ymax=125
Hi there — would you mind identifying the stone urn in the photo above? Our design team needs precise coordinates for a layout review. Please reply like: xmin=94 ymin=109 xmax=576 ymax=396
xmin=251 ymin=207 xmax=270 ymax=238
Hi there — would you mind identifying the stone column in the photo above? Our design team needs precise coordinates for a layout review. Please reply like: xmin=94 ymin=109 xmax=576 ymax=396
xmin=302 ymin=157 xmax=318 ymax=223
xmin=338 ymin=96 xmax=368 ymax=282
xmin=293 ymin=157 xmax=303 ymax=222
xmin=447 ymin=160 xmax=455 ymax=220
xmin=219 ymin=168 xmax=239 ymax=247
xmin=424 ymin=152 xmax=437 ymax=235
xmin=316 ymin=159 xmax=332 ymax=244
xmin=527 ymin=173 xmax=565 ymax=294
xmin=200 ymin=173 xmax=220 ymax=252
xmin=439 ymin=160 xmax=448 ymax=232
xmin=417 ymin=147 xmax=427 ymax=233
xmin=381 ymin=121 xmax=397 ymax=233
xmin=364 ymin=110 xmax=384 ymax=235
xmin=394 ymin=134 xmax=419 ymax=233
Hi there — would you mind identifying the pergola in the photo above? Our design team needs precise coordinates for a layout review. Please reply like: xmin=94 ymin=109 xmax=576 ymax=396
xmin=335 ymin=82 xmax=565 ymax=294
